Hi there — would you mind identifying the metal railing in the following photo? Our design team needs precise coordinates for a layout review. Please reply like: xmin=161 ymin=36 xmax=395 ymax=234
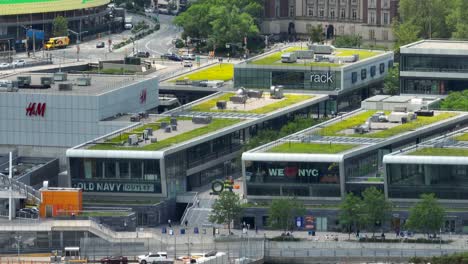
xmin=180 ymin=192 xmax=199 ymax=225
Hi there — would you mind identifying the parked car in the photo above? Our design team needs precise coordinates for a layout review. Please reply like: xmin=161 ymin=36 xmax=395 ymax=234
xmin=181 ymin=54 xmax=195 ymax=60
xmin=167 ymin=53 xmax=182 ymax=61
xmin=183 ymin=60 xmax=193 ymax=67
xmin=0 ymin=63 xmax=10 ymax=69
xmin=138 ymin=252 xmax=168 ymax=264
xmin=160 ymin=53 xmax=172 ymax=59
xmin=12 ymin=59 xmax=26 ymax=67
xmin=135 ymin=51 xmax=150 ymax=58
xmin=96 ymin=42 xmax=105 ymax=48
xmin=100 ymin=256 xmax=128 ymax=264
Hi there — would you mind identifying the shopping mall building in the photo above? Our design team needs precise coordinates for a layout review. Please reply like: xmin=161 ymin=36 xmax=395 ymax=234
xmin=234 ymin=45 xmax=394 ymax=112
xmin=400 ymin=40 xmax=468 ymax=95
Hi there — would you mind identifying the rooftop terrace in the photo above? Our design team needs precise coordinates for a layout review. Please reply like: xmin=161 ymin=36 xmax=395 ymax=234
xmin=249 ymin=46 xmax=382 ymax=67
xmin=0 ymin=73 xmax=149 ymax=95
xmin=250 ymin=109 xmax=463 ymax=154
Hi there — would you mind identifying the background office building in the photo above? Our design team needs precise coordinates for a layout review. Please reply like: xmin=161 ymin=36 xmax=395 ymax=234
xmin=262 ymin=0 xmax=399 ymax=43
xmin=234 ymin=46 xmax=394 ymax=112
xmin=0 ymin=73 xmax=159 ymax=166
xmin=400 ymin=40 xmax=468 ymax=96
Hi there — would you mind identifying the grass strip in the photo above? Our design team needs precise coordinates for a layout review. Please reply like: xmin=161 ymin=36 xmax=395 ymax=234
xmin=267 ymin=142 xmax=357 ymax=154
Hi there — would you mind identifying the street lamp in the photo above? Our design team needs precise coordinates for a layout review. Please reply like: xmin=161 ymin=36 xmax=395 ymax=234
xmin=14 ymin=235 xmax=22 ymax=263
xmin=68 ymin=29 xmax=88 ymax=62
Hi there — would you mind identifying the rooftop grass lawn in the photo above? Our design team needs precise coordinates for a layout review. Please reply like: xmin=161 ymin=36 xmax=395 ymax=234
xmin=88 ymin=118 xmax=241 ymax=151
xmin=80 ymin=211 xmax=131 ymax=217
xmin=335 ymin=49 xmax=380 ymax=60
xmin=407 ymin=147 xmax=468 ymax=157
xmin=174 ymin=63 xmax=233 ymax=81
xmin=319 ymin=111 xmax=457 ymax=138
xmin=454 ymin=133 xmax=468 ymax=141
xmin=267 ymin=142 xmax=357 ymax=154
xmin=190 ymin=93 xmax=313 ymax=114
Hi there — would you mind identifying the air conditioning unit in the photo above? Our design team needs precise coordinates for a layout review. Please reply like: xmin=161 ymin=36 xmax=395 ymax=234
xmin=58 ymin=83 xmax=73 ymax=91
xmin=54 ymin=72 xmax=67 ymax=81
xmin=150 ymin=137 xmax=158 ymax=143
xmin=76 ymin=77 xmax=91 ymax=86
xmin=17 ymin=76 xmax=31 ymax=87
xmin=143 ymin=130 xmax=149 ymax=140
xmin=170 ymin=117 xmax=177 ymax=126
xmin=192 ymin=116 xmax=212 ymax=124
xmin=216 ymin=100 xmax=227 ymax=110
xmin=40 ymin=77 xmax=54 ymax=86
xmin=128 ymin=134 xmax=138 ymax=145
xmin=145 ymin=128 xmax=153 ymax=136
xmin=165 ymin=126 xmax=172 ymax=133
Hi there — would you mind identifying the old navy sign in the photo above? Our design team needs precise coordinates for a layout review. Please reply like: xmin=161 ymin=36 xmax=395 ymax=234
xmin=310 ymin=72 xmax=334 ymax=83
xmin=73 ymin=181 xmax=155 ymax=193
xmin=268 ymin=167 xmax=319 ymax=177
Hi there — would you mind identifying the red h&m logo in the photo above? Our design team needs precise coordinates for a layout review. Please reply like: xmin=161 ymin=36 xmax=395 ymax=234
xmin=25 ymin=102 xmax=46 ymax=117
xmin=140 ymin=89 xmax=147 ymax=104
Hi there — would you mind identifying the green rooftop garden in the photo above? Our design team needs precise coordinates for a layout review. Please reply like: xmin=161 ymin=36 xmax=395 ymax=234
xmin=407 ymin=147 xmax=468 ymax=157
xmin=88 ymin=117 xmax=241 ymax=151
xmin=319 ymin=111 xmax=457 ymax=138
xmin=267 ymin=142 xmax=358 ymax=154
xmin=174 ymin=63 xmax=233 ymax=81
xmin=249 ymin=47 xmax=380 ymax=67
xmin=190 ymin=93 xmax=313 ymax=114
xmin=454 ymin=133 xmax=468 ymax=141
xmin=80 ymin=211 xmax=132 ymax=217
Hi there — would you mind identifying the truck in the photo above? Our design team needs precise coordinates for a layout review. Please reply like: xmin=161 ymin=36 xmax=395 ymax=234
xmin=44 ymin=36 xmax=70 ymax=50
xmin=124 ymin=16 xmax=133 ymax=30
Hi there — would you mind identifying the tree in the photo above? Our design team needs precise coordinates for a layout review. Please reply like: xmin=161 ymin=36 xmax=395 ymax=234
xmin=209 ymin=191 xmax=242 ymax=234
xmin=360 ymin=187 xmax=392 ymax=236
xmin=333 ymin=35 xmax=362 ymax=48
xmin=307 ymin=24 xmax=324 ymax=43
xmin=339 ymin=192 xmax=362 ymax=239
xmin=440 ymin=90 xmax=468 ymax=111
xmin=405 ymin=193 xmax=445 ymax=238
xmin=52 ymin=16 xmax=68 ymax=37
xmin=446 ymin=0 xmax=468 ymax=39
xmin=383 ymin=65 xmax=400 ymax=95
xmin=268 ymin=198 xmax=306 ymax=232
xmin=391 ymin=20 xmax=420 ymax=50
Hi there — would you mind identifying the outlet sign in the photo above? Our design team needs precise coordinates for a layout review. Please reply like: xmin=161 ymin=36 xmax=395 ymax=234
xmin=268 ymin=167 xmax=319 ymax=177
xmin=73 ymin=181 xmax=155 ymax=193
xmin=310 ymin=72 xmax=334 ymax=83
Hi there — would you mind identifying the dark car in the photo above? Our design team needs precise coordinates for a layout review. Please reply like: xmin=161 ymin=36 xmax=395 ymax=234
xmin=100 ymin=256 xmax=128 ymax=264
xmin=136 ymin=51 xmax=150 ymax=58
xmin=167 ymin=53 xmax=182 ymax=61
xmin=160 ymin=53 xmax=172 ymax=59
xmin=96 ymin=42 xmax=105 ymax=48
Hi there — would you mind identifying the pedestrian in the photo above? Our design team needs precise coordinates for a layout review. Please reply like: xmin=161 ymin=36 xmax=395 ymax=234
xmin=197 ymin=199 xmax=200 ymax=207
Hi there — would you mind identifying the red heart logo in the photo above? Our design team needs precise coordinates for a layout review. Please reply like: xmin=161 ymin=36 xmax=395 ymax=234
xmin=284 ymin=167 xmax=298 ymax=177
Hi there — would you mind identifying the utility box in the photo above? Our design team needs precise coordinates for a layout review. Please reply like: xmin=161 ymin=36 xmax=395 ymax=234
xmin=39 ymin=187 xmax=82 ymax=218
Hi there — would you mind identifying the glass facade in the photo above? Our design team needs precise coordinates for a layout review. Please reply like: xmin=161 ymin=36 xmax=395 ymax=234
xmin=234 ymin=66 xmax=341 ymax=90
xmin=401 ymin=55 xmax=468 ymax=73
xmin=69 ymin=158 xmax=162 ymax=193
xmin=244 ymin=161 xmax=341 ymax=197
xmin=401 ymin=78 xmax=468 ymax=95
xmin=387 ymin=163 xmax=468 ymax=200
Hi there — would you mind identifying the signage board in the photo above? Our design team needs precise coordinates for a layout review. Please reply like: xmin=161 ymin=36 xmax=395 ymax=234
xmin=72 ymin=180 xmax=157 ymax=193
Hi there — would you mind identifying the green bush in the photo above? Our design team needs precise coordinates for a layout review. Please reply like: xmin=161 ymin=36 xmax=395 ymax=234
xmin=269 ymin=236 xmax=302 ymax=242
xmin=175 ymin=39 xmax=185 ymax=48
xmin=333 ymin=35 xmax=363 ymax=48
xmin=358 ymin=237 xmax=451 ymax=244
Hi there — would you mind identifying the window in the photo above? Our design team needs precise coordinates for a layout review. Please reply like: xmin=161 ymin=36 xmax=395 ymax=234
xmin=340 ymin=8 xmax=345 ymax=18
xmin=382 ymin=30 xmax=388 ymax=41
xmin=379 ymin=63 xmax=385 ymax=74
xmin=383 ymin=12 xmax=389 ymax=25
xmin=307 ymin=6 xmax=314 ymax=16
xmin=130 ymin=160 xmax=142 ymax=179
xmin=119 ymin=161 xmax=130 ymax=179
xmin=352 ymin=9 xmax=357 ymax=20
xmin=370 ymin=66 xmax=376 ymax=77
xmin=369 ymin=0 xmax=376 ymax=8
xmin=369 ymin=29 xmax=376 ymax=40
xmin=351 ymin=72 xmax=358 ymax=83
xmin=330 ymin=8 xmax=335 ymax=18
xmin=361 ymin=69 xmax=367 ymax=80
xmin=319 ymin=8 xmax=324 ymax=17
xmin=369 ymin=11 xmax=376 ymax=24
xmin=289 ymin=5 xmax=295 ymax=17
xmin=383 ymin=0 xmax=389 ymax=8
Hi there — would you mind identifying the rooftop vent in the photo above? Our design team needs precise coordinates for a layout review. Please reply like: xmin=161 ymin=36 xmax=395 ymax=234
xmin=128 ymin=134 xmax=138 ymax=145
xmin=270 ymin=85 xmax=284 ymax=99
xmin=216 ymin=100 xmax=227 ymax=110
xmin=230 ymin=95 xmax=248 ymax=104
xmin=17 ymin=76 xmax=31 ymax=87
xmin=40 ymin=77 xmax=54 ymax=86
xmin=192 ymin=116 xmax=212 ymax=124
xmin=76 ymin=77 xmax=91 ymax=86
xmin=54 ymin=72 xmax=67 ymax=81
xmin=58 ymin=83 xmax=73 ymax=91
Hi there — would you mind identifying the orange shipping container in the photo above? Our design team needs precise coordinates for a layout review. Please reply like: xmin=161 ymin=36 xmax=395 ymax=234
xmin=39 ymin=188 xmax=82 ymax=218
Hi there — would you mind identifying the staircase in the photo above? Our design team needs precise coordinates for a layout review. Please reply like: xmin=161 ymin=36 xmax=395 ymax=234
xmin=0 ymin=173 xmax=41 ymax=203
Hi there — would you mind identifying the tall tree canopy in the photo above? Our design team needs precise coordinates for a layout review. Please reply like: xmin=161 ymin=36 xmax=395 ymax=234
xmin=174 ymin=0 xmax=262 ymax=50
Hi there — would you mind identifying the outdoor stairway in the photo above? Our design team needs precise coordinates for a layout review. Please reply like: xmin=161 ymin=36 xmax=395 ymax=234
xmin=0 ymin=173 xmax=41 ymax=203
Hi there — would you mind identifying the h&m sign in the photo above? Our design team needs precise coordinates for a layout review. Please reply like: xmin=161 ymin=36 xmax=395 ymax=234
xmin=26 ymin=102 xmax=46 ymax=117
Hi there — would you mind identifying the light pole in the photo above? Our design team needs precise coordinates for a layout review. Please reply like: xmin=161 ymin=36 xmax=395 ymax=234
xmin=15 ymin=235 xmax=21 ymax=263
xmin=68 ymin=28 xmax=88 ymax=62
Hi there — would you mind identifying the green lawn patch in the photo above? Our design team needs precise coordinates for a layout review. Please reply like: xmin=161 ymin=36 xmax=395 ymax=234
xmin=407 ymin=147 xmax=468 ymax=157
xmin=190 ymin=93 xmax=313 ymax=114
xmin=454 ymin=133 xmax=468 ymax=141
xmin=80 ymin=211 xmax=131 ymax=217
xmin=267 ymin=142 xmax=357 ymax=154
xmin=174 ymin=63 xmax=233 ymax=81
xmin=89 ymin=118 xmax=241 ymax=151
xmin=319 ymin=111 xmax=457 ymax=138
xmin=335 ymin=49 xmax=380 ymax=60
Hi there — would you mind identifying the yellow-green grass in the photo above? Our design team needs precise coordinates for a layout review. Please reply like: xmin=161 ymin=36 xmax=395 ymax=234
xmin=0 ymin=0 xmax=110 ymax=15
xmin=80 ymin=211 xmax=131 ymax=217
xmin=454 ymin=133 xmax=468 ymax=141
xmin=174 ymin=63 xmax=233 ymax=81
xmin=335 ymin=49 xmax=380 ymax=60
xmin=249 ymin=47 xmax=379 ymax=67
xmin=319 ymin=111 xmax=457 ymax=138
xmin=190 ymin=93 xmax=313 ymax=114
xmin=407 ymin=147 xmax=468 ymax=157
xmin=88 ymin=118 xmax=241 ymax=151
xmin=267 ymin=142 xmax=358 ymax=154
